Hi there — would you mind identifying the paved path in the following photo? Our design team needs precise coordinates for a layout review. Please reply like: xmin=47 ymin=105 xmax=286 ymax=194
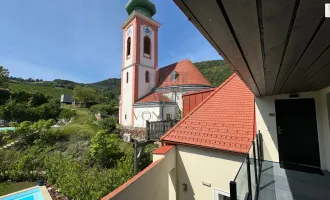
xmin=259 ymin=161 xmax=330 ymax=200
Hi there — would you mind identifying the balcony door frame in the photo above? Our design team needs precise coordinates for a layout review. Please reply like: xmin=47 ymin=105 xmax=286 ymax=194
xmin=275 ymin=98 xmax=321 ymax=171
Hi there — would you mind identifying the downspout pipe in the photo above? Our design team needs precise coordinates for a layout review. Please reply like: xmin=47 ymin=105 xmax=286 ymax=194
xmin=161 ymin=102 xmax=165 ymax=120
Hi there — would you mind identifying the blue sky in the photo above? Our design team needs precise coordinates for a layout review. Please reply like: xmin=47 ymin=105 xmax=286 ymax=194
xmin=0 ymin=0 xmax=220 ymax=83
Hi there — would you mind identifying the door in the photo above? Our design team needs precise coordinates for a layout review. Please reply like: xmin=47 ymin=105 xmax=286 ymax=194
xmin=275 ymin=99 xmax=320 ymax=168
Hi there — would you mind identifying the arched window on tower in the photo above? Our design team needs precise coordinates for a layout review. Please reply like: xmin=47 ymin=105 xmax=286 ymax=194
xmin=126 ymin=72 xmax=129 ymax=83
xmin=145 ymin=70 xmax=150 ymax=83
xmin=127 ymin=37 xmax=131 ymax=58
xmin=143 ymin=36 xmax=151 ymax=58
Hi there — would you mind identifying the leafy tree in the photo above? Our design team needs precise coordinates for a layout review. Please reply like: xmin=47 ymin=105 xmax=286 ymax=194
xmin=98 ymin=117 xmax=117 ymax=133
xmin=10 ymin=119 xmax=56 ymax=145
xmin=90 ymin=104 xmax=117 ymax=115
xmin=194 ymin=60 xmax=233 ymax=87
xmin=28 ymin=92 xmax=48 ymax=107
xmin=73 ymin=86 xmax=100 ymax=105
xmin=0 ymin=99 xmax=25 ymax=122
xmin=59 ymin=109 xmax=76 ymax=121
xmin=0 ymin=89 xmax=10 ymax=105
xmin=39 ymin=99 xmax=61 ymax=120
xmin=0 ymin=66 xmax=9 ymax=88
xmin=0 ymin=98 xmax=61 ymax=122
xmin=90 ymin=130 xmax=121 ymax=168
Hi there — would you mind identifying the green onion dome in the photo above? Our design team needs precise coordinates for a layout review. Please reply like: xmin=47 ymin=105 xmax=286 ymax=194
xmin=125 ymin=0 xmax=156 ymax=18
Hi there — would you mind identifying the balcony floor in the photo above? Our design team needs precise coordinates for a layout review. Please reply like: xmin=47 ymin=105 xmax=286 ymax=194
xmin=259 ymin=161 xmax=330 ymax=200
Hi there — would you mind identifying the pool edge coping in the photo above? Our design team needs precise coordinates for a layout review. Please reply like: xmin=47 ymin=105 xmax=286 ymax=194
xmin=0 ymin=185 xmax=52 ymax=200
xmin=40 ymin=186 xmax=52 ymax=200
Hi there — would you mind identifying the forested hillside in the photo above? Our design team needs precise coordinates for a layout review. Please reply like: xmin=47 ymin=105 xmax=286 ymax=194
xmin=9 ymin=82 xmax=74 ymax=99
xmin=8 ymin=78 xmax=121 ymax=100
xmin=194 ymin=60 xmax=233 ymax=87
xmin=7 ymin=60 xmax=232 ymax=100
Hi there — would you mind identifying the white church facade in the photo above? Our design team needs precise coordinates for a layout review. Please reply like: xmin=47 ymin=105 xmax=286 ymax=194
xmin=119 ymin=1 xmax=213 ymax=127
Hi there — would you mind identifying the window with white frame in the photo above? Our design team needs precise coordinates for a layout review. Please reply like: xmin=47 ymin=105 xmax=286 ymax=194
xmin=214 ymin=189 xmax=243 ymax=200
xmin=215 ymin=189 xmax=230 ymax=200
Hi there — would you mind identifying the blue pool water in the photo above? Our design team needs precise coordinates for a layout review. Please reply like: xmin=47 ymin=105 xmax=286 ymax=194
xmin=0 ymin=187 xmax=44 ymax=200
xmin=0 ymin=127 xmax=15 ymax=132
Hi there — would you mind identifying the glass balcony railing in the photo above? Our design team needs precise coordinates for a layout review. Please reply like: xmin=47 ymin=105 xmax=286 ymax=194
xmin=230 ymin=131 xmax=264 ymax=200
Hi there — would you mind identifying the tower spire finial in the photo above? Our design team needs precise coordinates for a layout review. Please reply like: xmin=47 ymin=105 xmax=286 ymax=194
xmin=125 ymin=0 xmax=156 ymax=18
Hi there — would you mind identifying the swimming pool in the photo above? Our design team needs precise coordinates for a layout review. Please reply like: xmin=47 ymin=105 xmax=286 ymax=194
xmin=0 ymin=187 xmax=44 ymax=200
xmin=0 ymin=127 xmax=15 ymax=132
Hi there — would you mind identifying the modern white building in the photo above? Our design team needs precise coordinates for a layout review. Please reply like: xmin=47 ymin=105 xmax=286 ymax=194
xmin=119 ymin=0 xmax=213 ymax=128
xmin=105 ymin=0 xmax=330 ymax=200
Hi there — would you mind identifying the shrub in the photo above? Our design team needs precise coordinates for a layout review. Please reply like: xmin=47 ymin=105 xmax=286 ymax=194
xmin=0 ymin=146 xmax=51 ymax=182
xmin=44 ymin=153 xmax=133 ymax=200
xmin=138 ymin=144 xmax=158 ymax=172
xmin=98 ymin=117 xmax=117 ymax=133
xmin=90 ymin=130 xmax=122 ymax=168
xmin=11 ymin=119 xmax=56 ymax=146
xmin=90 ymin=104 xmax=117 ymax=116
xmin=59 ymin=109 xmax=76 ymax=122
xmin=0 ymin=98 xmax=61 ymax=123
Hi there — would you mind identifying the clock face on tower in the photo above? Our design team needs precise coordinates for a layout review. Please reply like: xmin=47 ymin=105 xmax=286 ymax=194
xmin=143 ymin=26 xmax=152 ymax=36
xmin=127 ymin=27 xmax=132 ymax=37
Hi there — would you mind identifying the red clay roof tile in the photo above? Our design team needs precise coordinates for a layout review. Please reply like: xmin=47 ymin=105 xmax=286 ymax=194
xmin=161 ymin=74 xmax=255 ymax=154
xmin=152 ymin=145 xmax=175 ymax=154
xmin=136 ymin=92 xmax=172 ymax=103
xmin=158 ymin=59 xmax=212 ymax=88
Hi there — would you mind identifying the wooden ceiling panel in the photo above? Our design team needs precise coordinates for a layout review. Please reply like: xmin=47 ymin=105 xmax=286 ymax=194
xmin=292 ymin=48 xmax=330 ymax=92
xmin=221 ymin=0 xmax=266 ymax=95
xmin=179 ymin=0 xmax=260 ymax=95
xmin=303 ymin=65 xmax=330 ymax=92
xmin=282 ymin=19 xmax=330 ymax=94
xmin=273 ymin=0 xmax=325 ymax=94
xmin=174 ymin=0 xmax=330 ymax=96
xmin=262 ymin=0 xmax=296 ymax=95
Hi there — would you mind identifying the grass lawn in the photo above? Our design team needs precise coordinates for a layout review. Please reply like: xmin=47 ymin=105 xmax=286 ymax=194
xmin=0 ymin=182 xmax=36 ymax=196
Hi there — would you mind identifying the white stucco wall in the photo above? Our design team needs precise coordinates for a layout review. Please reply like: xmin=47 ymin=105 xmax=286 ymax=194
xmin=140 ymin=24 xmax=155 ymax=67
xmin=138 ymin=65 xmax=156 ymax=99
xmin=108 ymin=147 xmax=176 ymax=200
xmin=121 ymin=67 xmax=133 ymax=126
xmin=162 ymin=88 xmax=210 ymax=111
xmin=134 ymin=106 xmax=160 ymax=127
xmin=133 ymin=104 xmax=178 ymax=127
xmin=162 ymin=105 xmax=178 ymax=120
xmin=255 ymin=86 xmax=330 ymax=171
xmin=125 ymin=25 xmax=133 ymax=67
xmin=176 ymin=145 xmax=245 ymax=200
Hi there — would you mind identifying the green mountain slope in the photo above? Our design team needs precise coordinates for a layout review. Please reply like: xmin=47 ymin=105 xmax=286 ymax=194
xmin=87 ymin=78 xmax=121 ymax=92
xmin=7 ymin=60 xmax=232 ymax=99
xmin=194 ymin=60 xmax=233 ymax=87
xmin=9 ymin=82 xmax=73 ymax=99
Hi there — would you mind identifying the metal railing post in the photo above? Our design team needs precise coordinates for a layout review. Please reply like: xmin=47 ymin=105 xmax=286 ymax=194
xmin=252 ymin=141 xmax=258 ymax=189
xmin=133 ymin=140 xmax=138 ymax=175
xmin=246 ymin=155 xmax=253 ymax=200
xmin=146 ymin=120 xmax=150 ymax=141
xmin=230 ymin=181 xmax=237 ymax=200
xmin=258 ymin=131 xmax=263 ymax=161
xmin=256 ymin=134 xmax=261 ymax=168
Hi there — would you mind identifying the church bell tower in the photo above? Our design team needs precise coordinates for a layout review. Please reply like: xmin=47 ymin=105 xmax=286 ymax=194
xmin=119 ymin=0 xmax=161 ymax=126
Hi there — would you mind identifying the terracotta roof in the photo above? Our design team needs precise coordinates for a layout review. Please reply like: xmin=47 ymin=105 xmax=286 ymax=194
xmin=182 ymin=88 xmax=215 ymax=97
xmin=136 ymin=92 xmax=173 ymax=103
xmin=152 ymin=145 xmax=175 ymax=155
xmin=161 ymin=74 xmax=255 ymax=154
xmin=157 ymin=59 xmax=212 ymax=88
